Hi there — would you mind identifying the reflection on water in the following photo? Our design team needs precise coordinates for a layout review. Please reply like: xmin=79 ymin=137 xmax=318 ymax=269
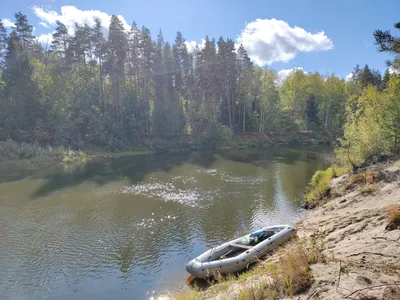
xmin=0 ymin=146 xmax=329 ymax=299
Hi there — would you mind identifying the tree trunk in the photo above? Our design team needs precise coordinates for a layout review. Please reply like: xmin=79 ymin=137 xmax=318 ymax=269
xmin=227 ymin=88 xmax=232 ymax=128
xmin=99 ymin=58 xmax=104 ymax=109
xmin=243 ymin=101 xmax=246 ymax=132
xmin=324 ymin=103 xmax=328 ymax=129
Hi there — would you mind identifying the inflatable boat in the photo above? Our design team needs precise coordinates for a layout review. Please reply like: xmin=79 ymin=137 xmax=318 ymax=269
xmin=186 ymin=225 xmax=296 ymax=278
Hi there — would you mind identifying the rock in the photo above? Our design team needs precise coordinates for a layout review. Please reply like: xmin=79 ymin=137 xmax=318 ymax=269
xmin=382 ymin=287 xmax=400 ymax=300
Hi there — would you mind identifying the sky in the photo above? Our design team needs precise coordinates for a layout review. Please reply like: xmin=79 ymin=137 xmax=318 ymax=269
xmin=1 ymin=0 xmax=399 ymax=81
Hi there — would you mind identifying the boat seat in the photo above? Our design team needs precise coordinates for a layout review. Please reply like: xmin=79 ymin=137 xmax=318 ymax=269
xmin=229 ymin=243 xmax=252 ymax=250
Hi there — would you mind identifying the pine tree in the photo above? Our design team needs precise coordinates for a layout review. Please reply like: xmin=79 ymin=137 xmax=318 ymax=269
xmin=72 ymin=23 xmax=93 ymax=65
xmin=164 ymin=42 xmax=184 ymax=135
xmin=92 ymin=18 xmax=107 ymax=105
xmin=172 ymin=31 xmax=192 ymax=99
xmin=237 ymin=44 xmax=253 ymax=132
xmin=2 ymin=32 xmax=43 ymax=139
xmin=382 ymin=68 xmax=390 ymax=88
xmin=0 ymin=19 xmax=7 ymax=58
xmin=51 ymin=21 xmax=72 ymax=63
xmin=152 ymin=29 xmax=165 ymax=134
xmin=359 ymin=64 xmax=374 ymax=87
xmin=138 ymin=26 xmax=154 ymax=134
xmin=374 ymin=21 xmax=400 ymax=70
xmin=107 ymin=15 xmax=128 ymax=129
xmin=14 ymin=12 xmax=34 ymax=49
xmin=127 ymin=22 xmax=141 ymax=87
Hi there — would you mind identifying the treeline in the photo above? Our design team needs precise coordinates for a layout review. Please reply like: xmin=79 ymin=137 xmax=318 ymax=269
xmin=0 ymin=12 xmax=395 ymax=150
xmin=335 ymin=21 xmax=400 ymax=168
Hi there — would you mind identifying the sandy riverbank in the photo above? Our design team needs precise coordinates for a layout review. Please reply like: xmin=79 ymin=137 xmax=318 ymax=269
xmin=175 ymin=161 xmax=400 ymax=300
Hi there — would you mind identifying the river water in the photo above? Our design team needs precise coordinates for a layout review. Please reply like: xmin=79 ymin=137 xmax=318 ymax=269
xmin=0 ymin=147 xmax=329 ymax=299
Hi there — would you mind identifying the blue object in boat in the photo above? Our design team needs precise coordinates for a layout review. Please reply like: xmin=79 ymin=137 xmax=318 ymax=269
xmin=251 ymin=229 xmax=264 ymax=237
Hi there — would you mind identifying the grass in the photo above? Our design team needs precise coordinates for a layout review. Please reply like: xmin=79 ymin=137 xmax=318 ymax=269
xmin=169 ymin=289 xmax=203 ymax=300
xmin=172 ymin=238 xmax=325 ymax=300
xmin=305 ymin=165 xmax=349 ymax=208
xmin=0 ymin=140 xmax=87 ymax=166
xmin=305 ymin=169 xmax=333 ymax=206
xmin=305 ymin=165 xmax=347 ymax=208
xmin=0 ymin=140 xmax=64 ymax=162
xmin=237 ymin=281 xmax=271 ymax=300
xmin=386 ymin=204 xmax=400 ymax=230
xmin=62 ymin=149 xmax=87 ymax=164
xmin=346 ymin=169 xmax=382 ymax=195
xmin=358 ymin=183 xmax=380 ymax=195
xmin=347 ymin=169 xmax=375 ymax=189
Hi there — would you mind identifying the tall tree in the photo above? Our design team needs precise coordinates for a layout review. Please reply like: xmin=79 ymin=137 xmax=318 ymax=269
xmin=237 ymin=44 xmax=252 ymax=132
xmin=324 ymin=76 xmax=346 ymax=131
xmin=107 ymin=15 xmax=128 ymax=130
xmin=259 ymin=69 xmax=279 ymax=132
xmin=14 ymin=12 xmax=34 ymax=49
xmin=51 ymin=21 xmax=72 ymax=63
xmin=72 ymin=23 xmax=93 ymax=65
xmin=279 ymin=69 xmax=309 ymax=127
xmin=2 ymin=31 xmax=43 ymax=140
xmin=152 ymin=29 xmax=165 ymax=134
xmin=127 ymin=22 xmax=140 ymax=87
xmin=382 ymin=68 xmax=390 ymax=88
xmin=138 ymin=26 xmax=154 ymax=134
xmin=0 ymin=19 xmax=7 ymax=57
xmin=92 ymin=18 xmax=107 ymax=106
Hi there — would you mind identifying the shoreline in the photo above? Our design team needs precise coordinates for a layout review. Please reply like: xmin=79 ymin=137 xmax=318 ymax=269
xmin=0 ymin=135 xmax=333 ymax=168
xmin=172 ymin=161 xmax=400 ymax=300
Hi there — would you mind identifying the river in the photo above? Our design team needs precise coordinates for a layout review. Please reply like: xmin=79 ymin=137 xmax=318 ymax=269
xmin=0 ymin=146 xmax=330 ymax=299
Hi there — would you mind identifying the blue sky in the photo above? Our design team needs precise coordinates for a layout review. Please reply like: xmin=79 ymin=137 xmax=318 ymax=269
xmin=1 ymin=0 xmax=399 ymax=79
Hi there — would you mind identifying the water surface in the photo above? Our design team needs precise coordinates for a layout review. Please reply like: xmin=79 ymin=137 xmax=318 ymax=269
xmin=0 ymin=147 xmax=329 ymax=299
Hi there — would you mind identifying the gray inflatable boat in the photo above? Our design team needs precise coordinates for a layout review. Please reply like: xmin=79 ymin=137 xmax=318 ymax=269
xmin=186 ymin=225 xmax=296 ymax=278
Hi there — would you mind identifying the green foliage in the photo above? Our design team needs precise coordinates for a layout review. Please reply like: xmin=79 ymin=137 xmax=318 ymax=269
xmin=305 ymin=167 xmax=334 ymax=206
xmin=62 ymin=149 xmax=87 ymax=164
xmin=374 ymin=22 xmax=400 ymax=70
xmin=0 ymin=140 xmax=64 ymax=162
xmin=204 ymin=122 xmax=233 ymax=149
xmin=1 ymin=9 xmax=389 ymax=156
xmin=336 ymin=76 xmax=400 ymax=167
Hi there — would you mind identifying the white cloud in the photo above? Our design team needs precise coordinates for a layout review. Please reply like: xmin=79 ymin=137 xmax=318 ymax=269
xmin=39 ymin=21 xmax=50 ymax=28
xmin=389 ymin=66 xmax=400 ymax=75
xmin=37 ymin=32 xmax=54 ymax=45
xmin=236 ymin=18 xmax=333 ymax=66
xmin=277 ymin=67 xmax=307 ymax=86
xmin=185 ymin=38 xmax=206 ymax=52
xmin=2 ymin=18 xmax=15 ymax=28
xmin=32 ymin=5 xmax=130 ymax=36
xmin=345 ymin=72 xmax=354 ymax=82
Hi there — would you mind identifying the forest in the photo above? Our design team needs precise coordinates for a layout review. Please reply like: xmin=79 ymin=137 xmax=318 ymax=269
xmin=0 ymin=12 xmax=399 ymax=166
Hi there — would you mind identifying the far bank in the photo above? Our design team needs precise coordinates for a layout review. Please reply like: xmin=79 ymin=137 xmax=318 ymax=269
xmin=0 ymin=131 xmax=334 ymax=168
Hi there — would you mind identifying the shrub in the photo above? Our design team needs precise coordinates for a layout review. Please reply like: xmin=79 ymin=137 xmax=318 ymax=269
xmin=305 ymin=168 xmax=334 ymax=207
xmin=346 ymin=169 xmax=375 ymax=190
xmin=386 ymin=204 xmax=400 ymax=231
xmin=0 ymin=140 xmax=64 ymax=162
xmin=237 ymin=281 xmax=271 ymax=300
xmin=358 ymin=183 xmax=379 ymax=195
xmin=0 ymin=140 xmax=86 ymax=165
